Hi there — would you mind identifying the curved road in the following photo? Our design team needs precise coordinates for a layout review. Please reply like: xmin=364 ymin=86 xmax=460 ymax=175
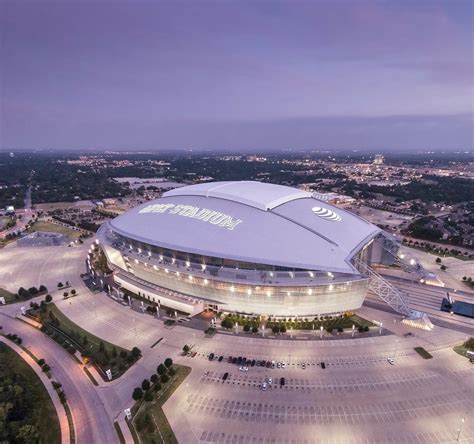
xmin=0 ymin=313 xmax=117 ymax=444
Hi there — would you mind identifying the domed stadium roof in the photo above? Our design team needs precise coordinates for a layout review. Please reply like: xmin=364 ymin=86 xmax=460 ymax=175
xmin=109 ymin=181 xmax=381 ymax=274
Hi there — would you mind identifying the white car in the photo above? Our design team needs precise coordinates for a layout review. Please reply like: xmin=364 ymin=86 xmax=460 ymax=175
xmin=277 ymin=362 xmax=281 ymax=369
xmin=387 ymin=358 xmax=395 ymax=365
xmin=281 ymin=363 xmax=286 ymax=369
xmin=239 ymin=366 xmax=249 ymax=372
xmin=268 ymin=377 xmax=273 ymax=385
xmin=261 ymin=382 xmax=267 ymax=391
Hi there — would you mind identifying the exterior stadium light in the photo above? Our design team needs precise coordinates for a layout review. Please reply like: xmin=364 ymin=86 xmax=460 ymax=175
xmin=247 ymin=289 xmax=252 ymax=295
xmin=308 ymin=289 xmax=312 ymax=295
xmin=204 ymin=279 xmax=208 ymax=284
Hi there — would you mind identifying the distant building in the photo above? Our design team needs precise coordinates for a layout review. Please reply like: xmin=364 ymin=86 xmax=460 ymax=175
xmin=373 ymin=154 xmax=385 ymax=165
xmin=5 ymin=206 xmax=15 ymax=215
xmin=17 ymin=231 xmax=69 ymax=247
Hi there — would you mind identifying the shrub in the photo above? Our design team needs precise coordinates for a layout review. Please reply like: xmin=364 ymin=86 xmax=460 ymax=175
xmin=150 ymin=374 xmax=159 ymax=383
xmin=63 ymin=292 xmax=69 ymax=298
xmin=144 ymin=390 xmax=153 ymax=402
xmin=39 ymin=284 xmax=48 ymax=293
xmin=153 ymin=382 xmax=162 ymax=392
xmin=280 ymin=324 xmax=287 ymax=333
xmin=141 ymin=379 xmax=150 ymax=391
xmin=157 ymin=364 xmax=166 ymax=375
xmin=168 ymin=367 xmax=176 ymax=376
xmin=57 ymin=282 xmax=63 ymax=288
xmin=161 ymin=374 xmax=170 ymax=383
xmin=42 ymin=364 xmax=50 ymax=373
xmin=71 ymin=289 xmax=76 ymax=295
xmin=364 ymin=325 xmax=369 ymax=332
xmin=131 ymin=347 xmax=141 ymax=358
xmin=164 ymin=358 xmax=173 ymax=368
xmin=182 ymin=344 xmax=190 ymax=353
xmin=243 ymin=324 xmax=250 ymax=332
xmin=132 ymin=387 xmax=144 ymax=401
xmin=358 ymin=326 xmax=364 ymax=333
xmin=337 ymin=327 xmax=344 ymax=333
xmin=119 ymin=350 xmax=127 ymax=359
xmin=45 ymin=294 xmax=52 ymax=303
xmin=37 ymin=358 xmax=45 ymax=366
xmin=28 ymin=287 xmax=39 ymax=295
xmin=251 ymin=326 xmax=258 ymax=334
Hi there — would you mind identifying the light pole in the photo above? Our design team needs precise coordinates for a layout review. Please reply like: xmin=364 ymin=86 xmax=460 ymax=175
xmin=456 ymin=416 xmax=465 ymax=442
xmin=320 ymin=326 xmax=323 ymax=339
xmin=392 ymin=339 xmax=398 ymax=359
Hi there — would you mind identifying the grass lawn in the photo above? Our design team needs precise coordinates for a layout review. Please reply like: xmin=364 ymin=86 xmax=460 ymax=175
xmin=0 ymin=287 xmax=16 ymax=303
xmin=0 ymin=341 xmax=61 ymax=443
xmin=27 ymin=220 xmax=83 ymax=239
xmin=30 ymin=303 xmax=138 ymax=379
xmin=133 ymin=365 xmax=191 ymax=444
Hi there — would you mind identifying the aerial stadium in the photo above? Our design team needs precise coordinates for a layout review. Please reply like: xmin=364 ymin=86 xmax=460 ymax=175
xmin=94 ymin=181 xmax=403 ymax=317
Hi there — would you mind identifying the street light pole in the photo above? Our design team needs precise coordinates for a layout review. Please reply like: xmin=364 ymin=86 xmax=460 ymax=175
xmin=456 ymin=416 xmax=465 ymax=442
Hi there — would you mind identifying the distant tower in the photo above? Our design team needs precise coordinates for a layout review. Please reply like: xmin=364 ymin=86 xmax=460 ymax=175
xmin=373 ymin=154 xmax=384 ymax=165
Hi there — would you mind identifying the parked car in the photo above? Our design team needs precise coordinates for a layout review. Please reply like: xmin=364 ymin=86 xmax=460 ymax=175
xmin=387 ymin=358 xmax=395 ymax=365
xmin=232 ymin=357 xmax=237 ymax=364
xmin=266 ymin=361 xmax=271 ymax=368
xmin=208 ymin=353 xmax=215 ymax=361
xmin=223 ymin=372 xmax=229 ymax=381
xmin=301 ymin=363 xmax=306 ymax=369
xmin=227 ymin=356 xmax=233 ymax=363
xmin=321 ymin=362 xmax=326 ymax=369
xmin=280 ymin=377 xmax=285 ymax=386
xmin=239 ymin=366 xmax=249 ymax=372
xmin=218 ymin=355 xmax=223 ymax=362
xmin=251 ymin=359 xmax=256 ymax=367
xmin=261 ymin=382 xmax=267 ymax=391
xmin=237 ymin=356 xmax=243 ymax=365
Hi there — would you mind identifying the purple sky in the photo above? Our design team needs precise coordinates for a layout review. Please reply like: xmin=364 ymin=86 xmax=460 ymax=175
xmin=1 ymin=0 xmax=472 ymax=151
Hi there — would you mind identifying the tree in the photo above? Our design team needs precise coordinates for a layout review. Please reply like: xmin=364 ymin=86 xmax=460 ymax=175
xmin=280 ymin=324 xmax=287 ymax=333
xmin=243 ymin=324 xmax=250 ymax=332
xmin=164 ymin=358 xmax=173 ymax=368
xmin=272 ymin=325 xmax=279 ymax=334
xmin=39 ymin=284 xmax=48 ymax=293
xmin=150 ymin=374 xmax=159 ymax=383
xmin=440 ymin=265 xmax=447 ymax=271
xmin=144 ymin=390 xmax=153 ymax=402
xmin=157 ymin=364 xmax=166 ymax=375
xmin=141 ymin=379 xmax=150 ymax=391
xmin=251 ymin=326 xmax=258 ymax=333
xmin=132 ymin=387 xmax=143 ymax=401
xmin=63 ymin=291 xmax=69 ymax=298
xmin=435 ymin=257 xmax=442 ymax=263
xmin=182 ymin=344 xmax=190 ymax=353
xmin=58 ymin=282 xmax=63 ymax=288
xmin=45 ymin=294 xmax=52 ymax=303
xmin=161 ymin=374 xmax=170 ymax=383
xmin=71 ymin=289 xmax=76 ymax=295
xmin=131 ymin=347 xmax=141 ymax=358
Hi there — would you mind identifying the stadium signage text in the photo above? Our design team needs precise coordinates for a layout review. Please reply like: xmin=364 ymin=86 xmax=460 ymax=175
xmin=138 ymin=203 xmax=243 ymax=230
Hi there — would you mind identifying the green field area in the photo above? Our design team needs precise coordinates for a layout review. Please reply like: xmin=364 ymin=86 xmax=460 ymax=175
xmin=0 ymin=287 xmax=16 ymax=303
xmin=453 ymin=337 xmax=474 ymax=359
xmin=133 ymin=364 xmax=191 ymax=444
xmin=30 ymin=303 xmax=138 ymax=379
xmin=27 ymin=220 xmax=83 ymax=238
xmin=0 ymin=341 xmax=61 ymax=443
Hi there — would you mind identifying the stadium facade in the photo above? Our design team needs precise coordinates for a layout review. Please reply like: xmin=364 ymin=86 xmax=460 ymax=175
xmin=95 ymin=181 xmax=397 ymax=316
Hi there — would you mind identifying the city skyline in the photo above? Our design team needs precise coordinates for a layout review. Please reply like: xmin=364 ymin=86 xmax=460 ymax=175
xmin=1 ymin=0 xmax=473 ymax=151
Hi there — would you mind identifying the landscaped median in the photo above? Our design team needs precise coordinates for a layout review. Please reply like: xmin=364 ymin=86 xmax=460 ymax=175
xmin=453 ymin=337 xmax=474 ymax=361
xmin=219 ymin=312 xmax=375 ymax=336
xmin=129 ymin=359 xmax=191 ymax=444
xmin=26 ymin=301 xmax=142 ymax=380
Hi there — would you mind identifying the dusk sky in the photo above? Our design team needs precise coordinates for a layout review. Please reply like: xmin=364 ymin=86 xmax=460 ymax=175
xmin=1 ymin=0 xmax=472 ymax=151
